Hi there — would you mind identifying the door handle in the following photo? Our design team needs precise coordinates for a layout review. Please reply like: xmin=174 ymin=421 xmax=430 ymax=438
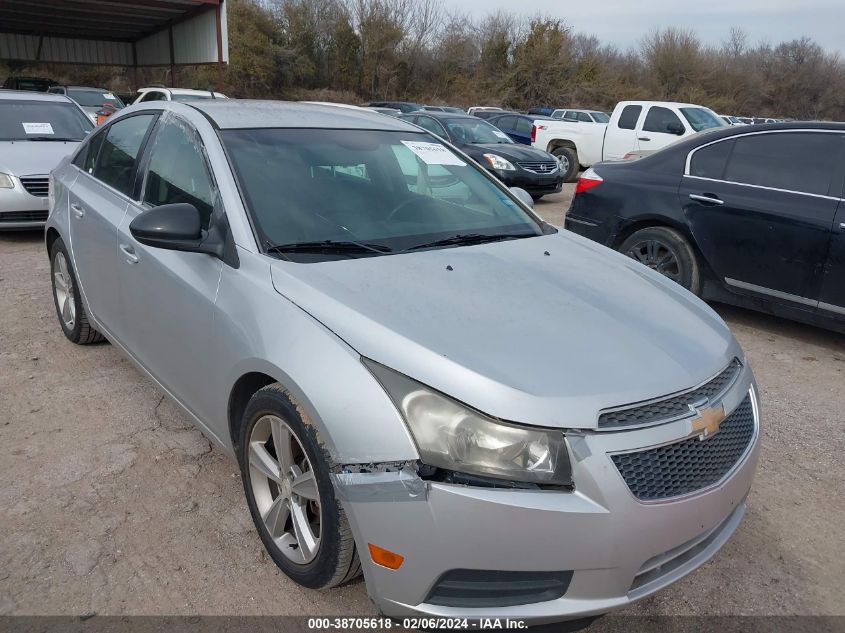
xmin=689 ymin=193 xmax=725 ymax=206
xmin=638 ymin=137 xmax=651 ymax=142
xmin=840 ymin=222 xmax=845 ymax=230
xmin=119 ymin=243 xmax=139 ymax=264
xmin=70 ymin=203 xmax=85 ymax=218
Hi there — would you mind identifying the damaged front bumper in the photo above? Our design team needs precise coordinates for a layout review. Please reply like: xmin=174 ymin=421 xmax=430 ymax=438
xmin=332 ymin=386 xmax=760 ymax=623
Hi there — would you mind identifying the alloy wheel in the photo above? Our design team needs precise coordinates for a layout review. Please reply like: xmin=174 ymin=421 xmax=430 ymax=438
xmin=53 ymin=252 xmax=76 ymax=329
xmin=248 ymin=415 xmax=322 ymax=564
xmin=625 ymin=239 xmax=681 ymax=282
xmin=556 ymin=153 xmax=570 ymax=174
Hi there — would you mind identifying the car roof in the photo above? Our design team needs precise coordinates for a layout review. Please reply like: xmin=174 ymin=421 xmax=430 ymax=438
xmin=185 ymin=100 xmax=420 ymax=131
xmin=0 ymin=90 xmax=72 ymax=102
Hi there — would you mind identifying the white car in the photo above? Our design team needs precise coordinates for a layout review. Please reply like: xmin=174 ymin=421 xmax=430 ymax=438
xmin=550 ymin=109 xmax=610 ymax=123
xmin=532 ymin=100 xmax=726 ymax=182
xmin=467 ymin=106 xmax=503 ymax=116
xmin=132 ymin=87 xmax=227 ymax=104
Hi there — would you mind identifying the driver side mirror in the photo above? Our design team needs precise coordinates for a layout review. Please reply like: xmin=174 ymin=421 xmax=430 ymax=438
xmin=129 ymin=202 xmax=224 ymax=259
xmin=667 ymin=122 xmax=685 ymax=135
xmin=509 ymin=187 xmax=534 ymax=209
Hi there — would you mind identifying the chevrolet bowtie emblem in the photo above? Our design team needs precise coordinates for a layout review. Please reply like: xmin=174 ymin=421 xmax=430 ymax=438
xmin=691 ymin=404 xmax=726 ymax=440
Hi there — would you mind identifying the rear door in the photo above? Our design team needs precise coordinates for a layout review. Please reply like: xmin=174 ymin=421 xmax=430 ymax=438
xmin=604 ymin=104 xmax=642 ymax=161
xmin=681 ymin=130 xmax=841 ymax=307
xmin=68 ymin=112 xmax=158 ymax=336
xmin=512 ymin=116 xmax=534 ymax=145
xmin=637 ymin=105 xmax=685 ymax=153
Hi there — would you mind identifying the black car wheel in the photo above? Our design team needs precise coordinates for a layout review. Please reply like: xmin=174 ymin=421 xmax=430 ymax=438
xmin=552 ymin=147 xmax=579 ymax=183
xmin=618 ymin=227 xmax=701 ymax=295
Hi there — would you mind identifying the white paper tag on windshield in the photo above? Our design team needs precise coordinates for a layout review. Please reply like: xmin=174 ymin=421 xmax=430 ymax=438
xmin=22 ymin=122 xmax=54 ymax=135
xmin=492 ymin=129 xmax=509 ymax=139
xmin=103 ymin=92 xmax=115 ymax=99
xmin=401 ymin=140 xmax=465 ymax=166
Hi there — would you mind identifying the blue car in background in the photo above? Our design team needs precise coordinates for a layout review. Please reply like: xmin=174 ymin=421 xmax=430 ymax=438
xmin=488 ymin=113 xmax=555 ymax=145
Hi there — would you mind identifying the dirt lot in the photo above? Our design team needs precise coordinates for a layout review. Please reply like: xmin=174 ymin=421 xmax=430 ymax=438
xmin=1 ymin=184 xmax=844 ymax=621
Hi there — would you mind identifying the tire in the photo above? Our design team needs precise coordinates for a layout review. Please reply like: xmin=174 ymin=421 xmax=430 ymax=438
xmin=552 ymin=146 xmax=579 ymax=183
xmin=239 ymin=383 xmax=360 ymax=589
xmin=50 ymin=237 xmax=105 ymax=345
xmin=618 ymin=226 xmax=701 ymax=295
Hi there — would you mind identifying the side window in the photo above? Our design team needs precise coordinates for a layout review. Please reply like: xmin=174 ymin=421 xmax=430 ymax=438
xmin=514 ymin=117 xmax=533 ymax=135
xmin=617 ymin=105 xmax=642 ymax=130
xmin=724 ymin=132 xmax=841 ymax=196
xmin=577 ymin=112 xmax=592 ymax=123
xmin=496 ymin=116 xmax=516 ymax=130
xmin=689 ymin=139 xmax=735 ymax=180
xmin=93 ymin=114 xmax=156 ymax=195
xmin=643 ymin=106 xmax=684 ymax=134
xmin=142 ymin=116 xmax=216 ymax=228
xmin=563 ymin=111 xmax=578 ymax=121
xmin=415 ymin=116 xmax=446 ymax=138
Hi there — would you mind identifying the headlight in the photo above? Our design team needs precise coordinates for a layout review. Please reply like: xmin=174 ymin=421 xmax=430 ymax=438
xmin=0 ymin=172 xmax=14 ymax=189
xmin=364 ymin=359 xmax=572 ymax=486
xmin=482 ymin=154 xmax=516 ymax=171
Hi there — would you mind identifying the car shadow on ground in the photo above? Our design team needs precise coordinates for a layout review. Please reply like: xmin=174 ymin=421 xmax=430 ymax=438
xmin=713 ymin=302 xmax=845 ymax=350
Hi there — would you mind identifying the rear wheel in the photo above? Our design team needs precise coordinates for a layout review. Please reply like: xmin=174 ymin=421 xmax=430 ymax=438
xmin=239 ymin=384 xmax=360 ymax=589
xmin=618 ymin=226 xmax=701 ymax=295
xmin=552 ymin=146 xmax=579 ymax=183
xmin=50 ymin=238 xmax=104 ymax=345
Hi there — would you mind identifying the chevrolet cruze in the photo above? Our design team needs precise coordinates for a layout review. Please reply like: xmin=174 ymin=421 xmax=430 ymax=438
xmin=46 ymin=100 xmax=760 ymax=623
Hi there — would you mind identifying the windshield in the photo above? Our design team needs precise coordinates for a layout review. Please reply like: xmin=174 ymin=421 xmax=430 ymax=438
xmin=67 ymin=89 xmax=125 ymax=109
xmin=590 ymin=112 xmax=610 ymax=123
xmin=171 ymin=93 xmax=215 ymax=102
xmin=680 ymin=107 xmax=726 ymax=132
xmin=0 ymin=100 xmax=93 ymax=141
xmin=443 ymin=118 xmax=513 ymax=144
xmin=221 ymin=129 xmax=544 ymax=262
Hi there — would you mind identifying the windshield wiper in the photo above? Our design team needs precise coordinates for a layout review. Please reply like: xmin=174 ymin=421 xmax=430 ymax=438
xmin=265 ymin=239 xmax=392 ymax=259
xmin=24 ymin=136 xmax=80 ymax=142
xmin=407 ymin=232 xmax=533 ymax=251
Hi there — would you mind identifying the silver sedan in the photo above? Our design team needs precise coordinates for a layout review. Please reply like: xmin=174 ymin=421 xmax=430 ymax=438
xmin=46 ymin=100 xmax=760 ymax=623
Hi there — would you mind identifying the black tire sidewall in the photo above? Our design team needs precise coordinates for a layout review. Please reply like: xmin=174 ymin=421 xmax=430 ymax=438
xmin=50 ymin=238 xmax=85 ymax=342
xmin=619 ymin=227 xmax=700 ymax=294
xmin=553 ymin=147 xmax=579 ymax=182
xmin=238 ymin=387 xmax=345 ymax=589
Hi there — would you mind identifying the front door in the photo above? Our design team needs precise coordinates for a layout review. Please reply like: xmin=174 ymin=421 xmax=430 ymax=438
xmin=681 ymin=130 xmax=842 ymax=306
xmin=68 ymin=113 xmax=157 ymax=335
xmin=117 ymin=113 xmax=223 ymax=424
xmin=636 ymin=105 xmax=684 ymax=153
xmin=819 ymin=201 xmax=845 ymax=319
xmin=604 ymin=104 xmax=642 ymax=161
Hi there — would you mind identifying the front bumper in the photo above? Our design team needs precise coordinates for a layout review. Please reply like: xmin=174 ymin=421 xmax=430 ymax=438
xmin=337 ymin=373 xmax=759 ymax=623
xmin=492 ymin=168 xmax=564 ymax=196
xmin=0 ymin=176 xmax=50 ymax=230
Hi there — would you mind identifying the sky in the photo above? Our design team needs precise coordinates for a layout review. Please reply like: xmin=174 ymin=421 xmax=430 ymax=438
xmin=446 ymin=0 xmax=845 ymax=56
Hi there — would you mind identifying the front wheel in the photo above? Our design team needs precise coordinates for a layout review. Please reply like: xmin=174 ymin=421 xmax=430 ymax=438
xmin=618 ymin=226 xmax=701 ymax=295
xmin=239 ymin=384 xmax=360 ymax=589
xmin=552 ymin=147 xmax=579 ymax=182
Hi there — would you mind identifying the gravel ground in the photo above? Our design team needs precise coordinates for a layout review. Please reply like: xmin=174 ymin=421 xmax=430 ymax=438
xmin=1 ymin=184 xmax=844 ymax=621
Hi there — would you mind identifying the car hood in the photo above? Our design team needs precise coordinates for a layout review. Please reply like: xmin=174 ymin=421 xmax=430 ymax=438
xmin=0 ymin=140 xmax=81 ymax=176
xmin=462 ymin=143 xmax=555 ymax=162
xmin=269 ymin=232 xmax=741 ymax=429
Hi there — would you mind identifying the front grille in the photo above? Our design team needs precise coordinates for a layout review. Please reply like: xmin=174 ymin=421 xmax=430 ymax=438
xmin=611 ymin=394 xmax=755 ymax=501
xmin=20 ymin=176 xmax=49 ymax=198
xmin=0 ymin=210 xmax=48 ymax=223
xmin=425 ymin=569 xmax=573 ymax=608
xmin=516 ymin=161 xmax=558 ymax=174
xmin=599 ymin=358 xmax=742 ymax=429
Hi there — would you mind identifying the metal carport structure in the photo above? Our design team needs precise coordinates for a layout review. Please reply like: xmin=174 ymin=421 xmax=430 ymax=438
xmin=0 ymin=0 xmax=228 ymax=77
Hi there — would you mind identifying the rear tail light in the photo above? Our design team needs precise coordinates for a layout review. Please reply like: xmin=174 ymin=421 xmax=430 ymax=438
xmin=531 ymin=124 xmax=537 ymax=143
xmin=575 ymin=167 xmax=603 ymax=194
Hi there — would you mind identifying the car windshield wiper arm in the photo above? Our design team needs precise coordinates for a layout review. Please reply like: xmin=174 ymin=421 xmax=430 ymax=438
xmin=265 ymin=239 xmax=392 ymax=258
xmin=407 ymin=233 xmax=534 ymax=251
xmin=24 ymin=136 xmax=80 ymax=142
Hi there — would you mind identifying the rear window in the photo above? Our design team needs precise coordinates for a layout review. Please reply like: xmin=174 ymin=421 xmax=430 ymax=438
xmin=0 ymin=100 xmax=93 ymax=141
xmin=67 ymin=89 xmax=125 ymax=109
xmin=617 ymin=105 xmax=642 ymax=130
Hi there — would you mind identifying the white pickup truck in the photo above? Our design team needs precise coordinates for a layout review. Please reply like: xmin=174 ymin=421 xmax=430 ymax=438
xmin=531 ymin=100 xmax=726 ymax=181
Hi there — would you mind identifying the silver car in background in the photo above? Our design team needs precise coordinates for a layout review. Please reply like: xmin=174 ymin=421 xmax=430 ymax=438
xmin=0 ymin=90 xmax=93 ymax=230
xmin=46 ymin=100 xmax=760 ymax=623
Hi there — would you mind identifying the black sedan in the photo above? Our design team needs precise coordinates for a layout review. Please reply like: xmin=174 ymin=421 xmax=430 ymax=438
xmin=565 ymin=122 xmax=845 ymax=333
xmin=400 ymin=112 xmax=563 ymax=200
